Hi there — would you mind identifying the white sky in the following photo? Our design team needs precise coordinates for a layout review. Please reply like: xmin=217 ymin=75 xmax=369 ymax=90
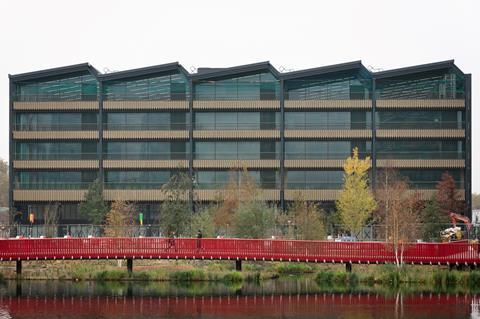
xmin=0 ymin=0 xmax=478 ymax=192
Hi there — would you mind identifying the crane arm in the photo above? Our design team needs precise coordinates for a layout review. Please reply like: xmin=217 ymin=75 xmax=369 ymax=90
xmin=449 ymin=212 xmax=472 ymax=231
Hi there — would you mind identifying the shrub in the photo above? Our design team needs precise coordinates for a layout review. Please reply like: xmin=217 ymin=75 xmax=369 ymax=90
xmin=133 ymin=271 xmax=152 ymax=281
xmin=170 ymin=269 xmax=206 ymax=282
xmin=315 ymin=271 xmax=334 ymax=284
xmin=277 ymin=263 xmax=313 ymax=274
xmin=94 ymin=270 xmax=127 ymax=281
xmin=333 ymin=271 xmax=348 ymax=284
xmin=222 ymin=271 xmax=243 ymax=284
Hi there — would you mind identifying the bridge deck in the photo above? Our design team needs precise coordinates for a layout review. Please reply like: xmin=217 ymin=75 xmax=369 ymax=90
xmin=0 ymin=237 xmax=479 ymax=265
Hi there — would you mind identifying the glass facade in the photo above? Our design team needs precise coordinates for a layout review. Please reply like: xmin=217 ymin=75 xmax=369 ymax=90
xmin=285 ymin=170 xmax=344 ymax=189
xmin=195 ymin=170 xmax=279 ymax=189
xmin=195 ymin=111 xmax=280 ymax=130
xmin=15 ymin=73 xmax=98 ymax=101
xmin=10 ymin=62 xmax=470 ymax=222
xmin=377 ymin=140 xmax=464 ymax=160
xmin=14 ymin=170 xmax=97 ymax=189
xmin=15 ymin=112 xmax=97 ymax=131
xmin=103 ymin=72 xmax=189 ymax=101
xmin=376 ymin=69 xmax=465 ymax=99
xmin=194 ymin=72 xmax=280 ymax=100
xmin=285 ymin=140 xmax=370 ymax=160
xmin=398 ymin=169 xmax=464 ymax=189
xmin=284 ymin=70 xmax=371 ymax=100
xmin=104 ymin=141 xmax=188 ymax=160
xmin=285 ymin=111 xmax=371 ymax=130
xmin=105 ymin=170 xmax=172 ymax=189
xmin=15 ymin=141 xmax=97 ymax=160
xmin=195 ymin=141 xmax=279 ymax=160
xmin=376 ymin=110 xmax=464 ymax=129
xmin=104 ymin=112 xmax=189 ymax=130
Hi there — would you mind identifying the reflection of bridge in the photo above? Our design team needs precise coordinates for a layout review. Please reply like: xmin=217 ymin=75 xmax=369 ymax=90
xmin=1 ymin=237 xmax=479 ymax=274
xmin=0 ymin=294 xmax=475 ymax=318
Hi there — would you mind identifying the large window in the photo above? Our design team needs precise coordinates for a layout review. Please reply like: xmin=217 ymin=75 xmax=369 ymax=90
xmin=15 ymin=73 xmax=98 ymax=102
xmin=195 ymin=170 xmax=279 ymax=189
xmin=195 ymin=141 xmax=279 ymax=160
xmin=15 ymin=112 xmax=97 ymax=131
xmin=104 ymin=141 xmax=188 ymax=160
xmin=285 ymin=141 xmax=370 ymax=160
xmin=105 ymin=170 xmax=172 ymax=189
xmin=284 ymin=70 xmax=371 ymax=100
xmin=398 ymin=169 xmax=464 ymax=189
xmin=194 ymin=72 xmax=280 ymax=100
xmin=15 ymin=142 xmax=97 ymax=160
xmin=104 ymin=112 xmax=188 ymax=130
xmin=285 ymin=170 xmax=343 ymax=189
xmin=376 ymin=69 xmax=465 ymax=99
xmin=14 ymin=170 xmax=97 ymax=189
xmin=376 ymin=140 xmax=464 ymax=160
xmin=376 ymin=110 xmax=464 ymax=129
xmin=103 ymin=72 xmax=189 ymax=101
xmin=285 ymin=111 xmax=371 ymax=130
xmin=195 ymin=111 xmax=279 ymax=130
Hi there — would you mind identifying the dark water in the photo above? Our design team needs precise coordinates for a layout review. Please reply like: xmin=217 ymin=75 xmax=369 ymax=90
xmin=0 ymin=279 xmax=478 ymax=318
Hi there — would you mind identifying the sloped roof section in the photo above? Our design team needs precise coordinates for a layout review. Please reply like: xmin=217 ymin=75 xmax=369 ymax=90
xmin=99 ymin=62 xmax=189 ymax=81
xmin=9 ymin=63 xmax=100 ymax=82
xmin=281 ymin=60 xmax=369 ymax=80
xmin=373 ymin=60 xmax=463 ymax=79
xmin=191 ymin=61 xmax=280 ymax=81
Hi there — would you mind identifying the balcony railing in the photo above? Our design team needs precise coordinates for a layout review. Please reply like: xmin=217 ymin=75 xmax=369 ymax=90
xmin=195 ymin=182 xmax=279 ymax=189
xmin=14 ymin=94 xmax=98 ymax=102
xmin=14 ymin=123 xmax=98 ymax=131
xmin=103 ymin=92 xmax=187 ymax=101
xmin=103 ymin=123 xmax=189 ymax=130
xmin=285 ymin=122 xmax=370 ymax=130
xmin=195 ymin=122 xmax=279 ymax=130
xmin=285 ymin=182 xmax=343 ymax=189
xmin=104 ymin=182 xmax=167 ymax=190
xmin=195 ymin=152 xmax=279 ymax=160
xmin=376 ymin=151 xmax=464 ymax=160
xmin=376 ymin=121 xmax=464 ymax=130
xmin=104 ymin=152 xmax=188 ymax=160
xmin=14 ymin=153 xmax=98 ymax=160
xmin=14 ymin=182 xmax=92 ymax=190
xmin=285 ymin=152 xmax=369 ymax=160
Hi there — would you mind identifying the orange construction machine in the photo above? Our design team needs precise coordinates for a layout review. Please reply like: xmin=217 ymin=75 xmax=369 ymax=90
xmin=440 ymin=212 xmax=472 ymax=242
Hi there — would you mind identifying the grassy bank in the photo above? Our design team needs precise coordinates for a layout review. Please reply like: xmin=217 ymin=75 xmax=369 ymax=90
xmin=1 ymin=260 xmax=479 ymax=289
xmin=315 ymin=265 xmax=480 ymax=288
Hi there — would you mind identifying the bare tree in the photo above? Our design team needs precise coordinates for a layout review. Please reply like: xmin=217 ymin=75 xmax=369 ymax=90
xmin=375 ymin=166 xmax=422 ymax=268
xmin=44 ymin=202 xmax=60 ymax=237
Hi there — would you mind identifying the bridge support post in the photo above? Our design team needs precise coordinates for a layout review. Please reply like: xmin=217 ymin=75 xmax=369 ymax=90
xmin=345 ymin=262 xmax=352 ymax=273
xmin=16 ymin=260 xmax=22 ymax=278
xmin=127 ymin=258 xmax=133 ymax=276
xmin=235 ymin=260 xmax=242 ymax=271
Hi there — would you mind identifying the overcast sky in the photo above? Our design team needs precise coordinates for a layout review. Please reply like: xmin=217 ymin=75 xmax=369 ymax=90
xmin=0 ymin=0 xmax=478 ymax=192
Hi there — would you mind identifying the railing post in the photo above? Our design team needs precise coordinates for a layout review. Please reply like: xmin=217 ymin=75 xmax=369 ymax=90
xmin=16 ymin=260 xmax=22 ymax=278
xmin=345 ymin=262 xmax=352 ymax=273
xmin=127 ymin=258 xmax=133 ymax=276
xmin=236 ymin=259 xmax=242 ymax=271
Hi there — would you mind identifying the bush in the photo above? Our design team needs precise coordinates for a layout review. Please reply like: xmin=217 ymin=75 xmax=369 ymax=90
xmin=333 ymin=271 xmax=348 ymax=284
xmin=170 ymin=269 xmax=206 ymax=282
xmin=94 ymin=270 xmax=128 ymax=281
xmin=315 ymin=271 xmax=334 ymax=284
xmin=222 ymin=271 xmax=243 ymax=284
xmin=133 ymin=271 xmax=152 ymax=281
xmin=244 ymin=272 xmax=261 ymax=283
xmin=277 ymin=263 xmax=313 ymax=274
xmin=0 ymin=272 xmax=4 ymax=281
xmin=468 ymin=271 xmax=480 ymax=287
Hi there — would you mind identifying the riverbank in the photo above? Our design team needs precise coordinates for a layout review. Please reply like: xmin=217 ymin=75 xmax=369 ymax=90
xmin=1 ymin=260 xmax=479 ymax=289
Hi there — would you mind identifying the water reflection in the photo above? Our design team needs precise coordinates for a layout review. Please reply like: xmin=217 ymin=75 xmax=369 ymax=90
xmin=0 ymin=279 xmax=478 ymax=318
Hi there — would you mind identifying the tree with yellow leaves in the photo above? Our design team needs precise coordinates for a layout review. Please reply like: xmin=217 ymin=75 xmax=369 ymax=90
xmin=336 ymin=147 xmax=377 ymax=237
xmin=104 ymin=200 xmax=136 ymax=237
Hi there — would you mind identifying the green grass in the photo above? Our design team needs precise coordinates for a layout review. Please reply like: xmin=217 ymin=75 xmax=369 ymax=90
xmin=276 ymin=263 xmax=314 ymax=274
xmin=170 ymin=269 xmax=206 ymax=282
xmin=94 ymin=270 xmax=128 ymax=281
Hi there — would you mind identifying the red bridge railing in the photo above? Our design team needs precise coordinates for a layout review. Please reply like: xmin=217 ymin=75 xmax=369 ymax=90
xmin=0 ymin=237 xmax=479 ymax=265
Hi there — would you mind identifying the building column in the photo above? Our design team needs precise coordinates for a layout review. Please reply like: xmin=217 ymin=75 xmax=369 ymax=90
xmin=371 ymin=78 xmax=377 ymax=189
xmin=280 ymin=79 xmax=285 ymax=212
xmin=465 ymin=74 xmax=472 ymax=219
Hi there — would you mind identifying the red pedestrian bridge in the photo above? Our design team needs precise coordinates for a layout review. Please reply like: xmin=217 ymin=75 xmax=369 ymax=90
xmin=0 ymin=237 xmax=479 ymax=274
